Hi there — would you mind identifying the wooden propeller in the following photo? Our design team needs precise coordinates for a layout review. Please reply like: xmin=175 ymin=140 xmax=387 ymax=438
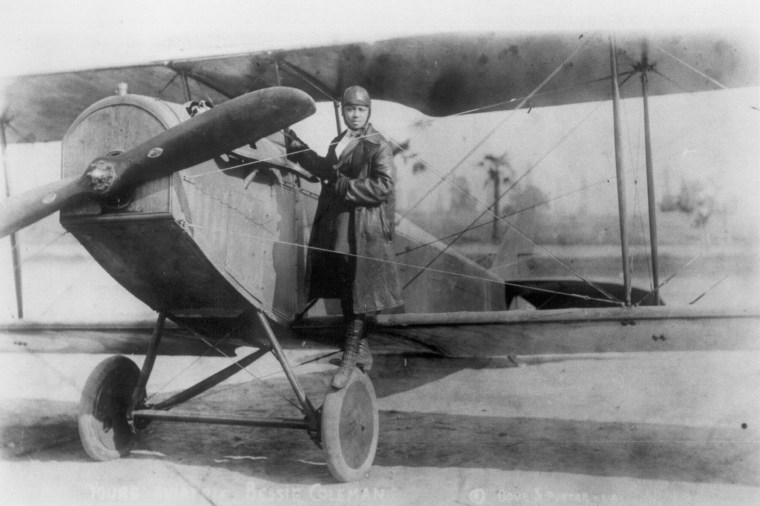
xmin=0 ymin=87 xmax=315 ymax=238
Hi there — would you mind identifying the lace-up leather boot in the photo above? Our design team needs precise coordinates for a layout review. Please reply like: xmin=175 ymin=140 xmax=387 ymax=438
xmin=332 ymin=318 xmax=363 ymax=389
xmin=330 ymin=334 xmax=372 ymax=371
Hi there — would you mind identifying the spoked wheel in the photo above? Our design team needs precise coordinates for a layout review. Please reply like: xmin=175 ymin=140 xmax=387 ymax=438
xmin=78 ymin=355 xmax=141 ymax=461
xmin=321 ymin=369 xmax=379 ymax=482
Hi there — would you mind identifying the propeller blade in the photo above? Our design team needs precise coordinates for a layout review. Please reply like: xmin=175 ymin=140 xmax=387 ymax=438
xmin=102 ymin=87 xmax=316 ymax=194
xmin=0 ymin=87 xmax=316 ymax=239
xmin=0 ymin=176 xmax=92 ymax=238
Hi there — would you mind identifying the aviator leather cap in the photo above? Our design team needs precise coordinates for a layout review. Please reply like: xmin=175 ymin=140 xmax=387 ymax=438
xmin=341 ymin=85 xmax=371 ymax=107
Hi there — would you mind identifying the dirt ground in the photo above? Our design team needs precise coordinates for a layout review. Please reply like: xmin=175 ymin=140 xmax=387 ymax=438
xmin=0 ymin=348 xmax=758 ymax=505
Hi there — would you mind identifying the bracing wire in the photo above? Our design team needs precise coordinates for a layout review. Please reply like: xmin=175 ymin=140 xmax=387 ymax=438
xmin=157 ymin=73 xmax=180 ymax=96
xmin=185 ymin=222 xmax=621 ymax=307
xmin=188 ymin=160 xmax=619 ymax=303
xmin=4 ymin=122 xmax=36 ymax=144
xmin=176 ymin=55 xmax=627 ymax=303
xmin=656 ymin=47 xmax=728 ymax=90
xmin=398 ymin=178 xmax=610 ymax=257
xmin=2 ymin=230 xmax=74 ymax=317
xmin=651 ymin=56 xmax=757 ymax=122
xmin=633 ymin=250 xmax=707 ymax=306
xmin=399 ymin=34 xmax=598 ymax=222
xmin=447 ymin=70 xmax=636 ymax=117
xmin=145 ymin=331 xmax=234 ymax=402
xmin=193 ymin=349 xmax=341 ymax=405
xmin=689 ymin=275 xmax=729 ymax=305
xmin=278 ymin=60 xmax=338 ymax=102
xmin=37 ymin=260 xmax=98 ymax=319
xmin=396 ymin=100 xmax=622 ymax=304
xmin=620 ymin=76 xmax=653 ymax=290
xmin=629 ymin=47 xmax=757 ymax=302
xmin=183 ymin=40 xmax=615 ymax=184
xmin=192 ymin=332 xmax=303 ymax=412
xmin=391 ymin=71 xmax=638 ymax=296
xmin=7 ymin=230 xmax=70 ymax=273
xmin=182 ymin=138 xmax=351 ymax=181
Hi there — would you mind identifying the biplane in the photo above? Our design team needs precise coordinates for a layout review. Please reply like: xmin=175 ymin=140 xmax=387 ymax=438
xmin=0 ymin=30 xmax=758 ymax=482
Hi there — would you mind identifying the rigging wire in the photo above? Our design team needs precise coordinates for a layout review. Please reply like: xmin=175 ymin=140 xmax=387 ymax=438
xmin=397 ymin=100 xmax=621 ymax=304
xmin=398 ymin=34 xmax=598 ymax=222
xmin=0 ymin=229 xmax=74 ymax=318
xmin=651 ymin=66 xmax=755 ymax=120
xmin=157 ymin=73 xmax=180 ymax=96
xmin=184 ymin=154 xmax=282 ymax=180
xmin=398 ymin=178 xmax=609 ymax=257
xmin=37 ymin=260 xmax=98 ymax=319
xmin=185 ymin=222 xmax=620 ymax=307
xmin=650 ymin=68 xmax=705 ymax=103
xmin=13 ymin=36 xmax=743 ymax=325
xmin=689 ymin=274 xmax=729 ymax=305
xmin=447 ymin=70 xmax=636 ymax=117
xmin=392 ymin=50 xmax=652 ymax=299
xmin=6 ymin=230 xmax=70 ymax=272
xmin=15 ymin=346 xmax=85 ymax=398
xmin=193 ymin=349 xmax=341 ymax=404
xmin=178 ymin=131 xmax=619 ymax=303
xmin=192 ymin=332 xmax=303 ymax=412
xmin=630 ymin=50 xmax=756 ymax=302
xmin=277 ymin=60 xmax=338 ymax=102
xmin=620 ymin=78 xmax=654 ymax=290
xmin=633 ymin=249 xmax=706 ymax=305
xmin=188 ymin=351 xmax=340 ymax=405
xmin=4 ymin=38 xmax=756 ymax=434
xmin=183 ymin=40 xmax=618 ymax=184
xmin=3 ymin=122 xmax=36 ymax=144
xmin=178 ymin=83 xmax=623 ymax=303
xmin=656 ymin=47 xmax=728 ymax=90
xmin=144 ymin=331 xmax=234 ymax=402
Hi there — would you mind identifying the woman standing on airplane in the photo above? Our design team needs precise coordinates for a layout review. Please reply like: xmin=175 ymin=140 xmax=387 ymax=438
xmin=286 ymin=85 xmax=403 ymax=389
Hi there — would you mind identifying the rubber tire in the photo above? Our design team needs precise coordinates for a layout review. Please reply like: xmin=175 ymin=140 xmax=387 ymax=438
xmin=78 ymin=355 xmax=141 ymax=461
xmin=321 ymin=369 xmax=379 ymax=482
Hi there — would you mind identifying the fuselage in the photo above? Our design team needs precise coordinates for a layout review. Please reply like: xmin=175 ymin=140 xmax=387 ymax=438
xmin=59 ymin=94 xmax=506 ymax=344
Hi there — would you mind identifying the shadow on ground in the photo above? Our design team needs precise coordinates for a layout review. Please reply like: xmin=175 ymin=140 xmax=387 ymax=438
xmin=2 ymin=355 xmax=757 ymax=487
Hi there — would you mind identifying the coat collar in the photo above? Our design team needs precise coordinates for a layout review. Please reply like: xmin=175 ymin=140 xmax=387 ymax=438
xmin=334 ymin=123 xmax=381 ymax=146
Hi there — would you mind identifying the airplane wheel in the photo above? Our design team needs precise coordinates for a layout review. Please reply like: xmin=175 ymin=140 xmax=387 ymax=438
xmin=78 ymin=356 xmax=141 ymax=461
xmin=321 ymin=369 xmax=379 ymax=482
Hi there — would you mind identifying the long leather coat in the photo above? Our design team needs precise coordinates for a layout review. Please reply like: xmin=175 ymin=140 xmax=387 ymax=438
xmin=289 ymin=124 xmax=403 ymax=313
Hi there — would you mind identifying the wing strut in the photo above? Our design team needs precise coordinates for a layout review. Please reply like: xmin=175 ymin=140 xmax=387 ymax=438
xmin=639 ymin=41 xmax=661 ymax=304
xmin=609 ymin=34 xmax=632 ymax=306
xmin=180 ymin=72 xmax=192 ymax=102
xmin=277 ymin=59 xmax=343 ymax=135
xmin=0 ymin=120 xmax=23 ymax=318
xmin=166 ymin=63 xmax=233 ymax=101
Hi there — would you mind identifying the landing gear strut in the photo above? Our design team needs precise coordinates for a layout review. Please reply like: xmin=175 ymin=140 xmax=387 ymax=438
xmin=76 ymin=310 xmax=379 ymax=482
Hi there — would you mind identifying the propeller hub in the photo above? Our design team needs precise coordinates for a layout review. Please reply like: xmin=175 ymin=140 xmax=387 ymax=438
xmin=85 ymin=158 xmax=118 ymax=195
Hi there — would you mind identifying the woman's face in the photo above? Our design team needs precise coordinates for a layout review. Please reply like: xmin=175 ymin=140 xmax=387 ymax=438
xmin=342 ymin=104 xmax=370 ymax=131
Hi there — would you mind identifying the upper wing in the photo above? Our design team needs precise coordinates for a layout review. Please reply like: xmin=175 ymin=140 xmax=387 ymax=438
xmin=2 ymin=31 xmax=757 ymax=144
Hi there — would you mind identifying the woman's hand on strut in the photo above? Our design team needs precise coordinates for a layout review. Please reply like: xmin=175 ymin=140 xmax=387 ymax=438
xmin=285 ymin=129 xmax=307 ymax=152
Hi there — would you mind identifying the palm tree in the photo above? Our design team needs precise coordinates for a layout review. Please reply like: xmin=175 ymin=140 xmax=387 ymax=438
xmin=478 ymin=152 xmax=512 ymax=242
